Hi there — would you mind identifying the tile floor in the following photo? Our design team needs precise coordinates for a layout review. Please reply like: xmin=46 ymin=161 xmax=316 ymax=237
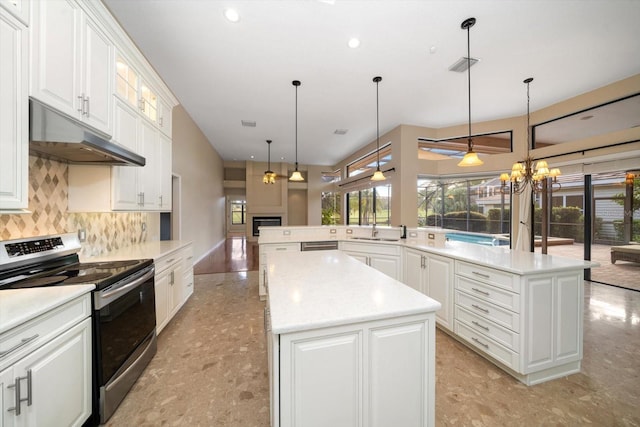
xmin=106 ymin=271 xmax=640 ymax=427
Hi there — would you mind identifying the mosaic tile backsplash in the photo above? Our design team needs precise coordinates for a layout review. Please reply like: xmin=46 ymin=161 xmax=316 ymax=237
xmin=0 ymin=156 xmax=151 ymax=257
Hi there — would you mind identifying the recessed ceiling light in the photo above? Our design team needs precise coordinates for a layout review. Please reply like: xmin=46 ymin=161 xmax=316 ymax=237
xmin=429 ymin=45 xmax=437 ymax=54
xmin=250 ymin=155 xmax=255 ymax=159
xmin=224 ymin=8 xmax=240 ymax=23
xmin=348 ymin=38 xmax=360 ymax=49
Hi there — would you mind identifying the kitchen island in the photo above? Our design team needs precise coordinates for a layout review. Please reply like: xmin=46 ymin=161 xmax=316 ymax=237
xmin=265 ymin=250 xmax=441 ymax=427
xmin=259 ymin=225 xmax=597 ymax=386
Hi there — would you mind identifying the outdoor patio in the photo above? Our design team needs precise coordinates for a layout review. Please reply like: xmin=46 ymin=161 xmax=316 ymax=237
xmin=541 ymin=242 xmax=640 ymax=292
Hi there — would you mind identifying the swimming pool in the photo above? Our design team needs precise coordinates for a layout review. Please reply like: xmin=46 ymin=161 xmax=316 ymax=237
xmin=445 ymin=232 xmax=510 ymax=247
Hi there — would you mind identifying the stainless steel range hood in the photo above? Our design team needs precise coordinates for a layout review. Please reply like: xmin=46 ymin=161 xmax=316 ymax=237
xmin=29 ymin=99 xmax=145 ymax=166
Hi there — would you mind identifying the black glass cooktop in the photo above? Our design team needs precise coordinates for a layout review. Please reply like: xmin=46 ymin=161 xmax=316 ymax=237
xmin=1 ymin=256 xmax=152 ymax=290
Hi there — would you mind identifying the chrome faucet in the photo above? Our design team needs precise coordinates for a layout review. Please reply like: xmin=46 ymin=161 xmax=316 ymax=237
xmin=372 ymin=223 xmax=378 ymax=238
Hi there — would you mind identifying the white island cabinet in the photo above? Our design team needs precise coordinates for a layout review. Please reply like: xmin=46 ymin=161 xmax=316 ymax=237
xmin=266 ymin=251 xmax=440 ymax=427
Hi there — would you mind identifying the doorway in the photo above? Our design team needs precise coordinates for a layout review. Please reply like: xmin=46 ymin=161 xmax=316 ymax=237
xmin=534 ymin=170 xmax=640 ymax=291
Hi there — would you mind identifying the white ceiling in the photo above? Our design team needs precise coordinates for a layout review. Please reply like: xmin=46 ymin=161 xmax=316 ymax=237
xmin=103 ymin=0 xmax=640 ymax=166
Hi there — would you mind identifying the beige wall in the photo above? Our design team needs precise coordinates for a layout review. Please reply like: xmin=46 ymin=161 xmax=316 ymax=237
xmin=172 ymin=105 xmax=225 ymax=261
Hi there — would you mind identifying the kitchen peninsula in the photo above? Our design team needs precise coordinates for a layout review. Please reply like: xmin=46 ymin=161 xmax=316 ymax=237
xmin=259 ymin=226 xmax=597 ymax=387
xmin=265 ymin=250 xmax=441 ymax=427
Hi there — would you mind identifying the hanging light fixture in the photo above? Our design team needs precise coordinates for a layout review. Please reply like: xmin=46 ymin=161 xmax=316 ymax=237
xmin=457 ymin=17 xmax=484 ymax=167
xmin=371 ymin=76 xmax=386 ymax=181
xmin=263 ymin=140 xmax=276 ymax=184
xmin=500 ymin=78 xmax=561 ymax=194
xmin=289 ymin=80 xmax=304 ymax=182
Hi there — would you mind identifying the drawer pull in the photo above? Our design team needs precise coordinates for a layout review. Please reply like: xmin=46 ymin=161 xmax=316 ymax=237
xmin=471 ymin=304 xmax=489 ymax=314
xmin=275 ymin=248 xmax=287 ymax=251
xmin=472 ymin=337 xmax=489 ymax=349
xmin=471 ymin=287 xmax=490 ymax=296
xmin=472 ymin=271 xmax=490 ymax=279
xmin=0 ymin=334 xmax=39 ymax=358
xmin=165 ymin=258 xmax=176 ymax=264
xmin=472 ymin=321 xmax=489 ymax=331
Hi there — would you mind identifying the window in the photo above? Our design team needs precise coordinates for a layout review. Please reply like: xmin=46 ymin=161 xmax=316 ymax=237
xmin=230 ymin=200 xmax=246 ymax=225
xmin=347 ymin=144 xmax=391 ymax=178
xmin=418 ymin=176 xmax=510 ymax=235
xmin=347 ymin=184 xmax=392 ymax=225
xmin=417 ymin=131 xmax=512 ymax=161
xmin=321 ymin=192 xmax=342 ymax=225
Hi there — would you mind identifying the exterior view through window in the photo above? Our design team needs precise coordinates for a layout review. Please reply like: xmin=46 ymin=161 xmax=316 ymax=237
xmin=534 ymin=171 xmax=640 ymax=292
xmin=418 ymin=176 xmax=510 ymax=237
xmin=347 ymin=185 xmax=391 ymax=226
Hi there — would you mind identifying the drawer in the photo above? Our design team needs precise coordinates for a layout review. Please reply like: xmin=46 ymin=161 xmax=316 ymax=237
xmin=456 ymin=276 xmax=520 ymax=312
xmin=455 ymin=261 xmax=519 ymax=293
xmin=0 ymin=294 xmax=91 ymax=371
xmin=455 ymin=306 xmax=520 ymax=352
xmin=260 ymin=243 xmax=300 ymax=255
xmin=155 ymin=250 xmax=183 ymax=274
xmin=455 ymin=290 xmax=520 ymax=332
xmin=455 ymin=320 xmax=520 ymax=372
xmin=181 ymin=244 xmax=194 ymax=268
xmin=339 ymin=241 xmax=400 ymax=256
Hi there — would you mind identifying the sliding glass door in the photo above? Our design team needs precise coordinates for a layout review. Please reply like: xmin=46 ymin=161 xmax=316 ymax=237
xmin=535 ymin=171 xmax=640 ymax=291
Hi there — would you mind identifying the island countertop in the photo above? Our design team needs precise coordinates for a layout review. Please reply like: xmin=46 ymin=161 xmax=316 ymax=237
xmin=267 ymin=250 xmax=441 ymax=335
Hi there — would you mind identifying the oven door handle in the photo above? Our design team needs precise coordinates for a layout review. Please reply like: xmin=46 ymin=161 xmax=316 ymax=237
xmin=98 ymin=267 xmax=155 ymax=302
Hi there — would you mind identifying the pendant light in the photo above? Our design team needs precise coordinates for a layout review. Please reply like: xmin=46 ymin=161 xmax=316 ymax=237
xmin=457 ymin=17 xmax=484 ymax=167
xmin=263 ymin=140 xmax=276 ymax=184
xmin=371 ymin=76 xmax=386 ymax=181
xmin=289 ymin=80 xmax=304 ymax=182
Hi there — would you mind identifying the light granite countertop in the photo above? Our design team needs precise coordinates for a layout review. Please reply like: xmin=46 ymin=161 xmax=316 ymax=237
xmin=80 ymin=240 xmax=192 ymax=262
xmin=0 ymin=284 xmax=94 ymax=335
xmin=267 ymin=250 xmax=441 ymax=335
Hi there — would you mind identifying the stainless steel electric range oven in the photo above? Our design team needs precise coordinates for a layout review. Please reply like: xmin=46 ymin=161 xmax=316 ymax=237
xmin=0 ymin=233 xmax=157 ymax=425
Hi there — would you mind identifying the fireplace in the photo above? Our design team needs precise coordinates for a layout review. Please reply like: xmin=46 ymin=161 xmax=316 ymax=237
xmin=253 ymin=216 xmax=282 ymax=236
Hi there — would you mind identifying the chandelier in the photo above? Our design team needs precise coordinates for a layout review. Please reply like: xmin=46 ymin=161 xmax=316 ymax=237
xmin=500 ymin=78 xmax=561 ymax=194
xmin=263 ymin=140 xmax=276 ymax=184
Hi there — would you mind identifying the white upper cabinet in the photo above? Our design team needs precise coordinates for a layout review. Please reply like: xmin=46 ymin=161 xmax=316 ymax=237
xmin=158 ymin=97 xmax=173 ymax=137
xmin=0 ymin=8 xmax=28 ymax=211
xmin=115 ymin=55 xmax=162 ymax=127
xmin=30 ymin=0 xmax=113 ymax=135
xmin=0 ymin=0 xmax=29 ymax=25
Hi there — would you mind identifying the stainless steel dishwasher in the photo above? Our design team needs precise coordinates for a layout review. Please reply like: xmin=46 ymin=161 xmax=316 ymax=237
xmin=300 ymin=241 xmax=340 ymax=251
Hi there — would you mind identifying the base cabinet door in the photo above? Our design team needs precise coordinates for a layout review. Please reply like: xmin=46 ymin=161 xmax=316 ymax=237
xmin=425 ymin=254 xmax=453 ymax=330
xmin=10 ymin=318 xmax=92 ymax=427
xmin=280 ymin=332 xmax=361 ymax=427
xmin=275 ymin=314 xmax=435 ymax=427
xmin=154 ymin=272 xmax=170 ymax=333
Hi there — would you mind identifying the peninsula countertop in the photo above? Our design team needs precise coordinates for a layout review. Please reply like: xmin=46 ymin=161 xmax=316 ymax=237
xmin=266 ymin=250 xmax=441 ymax=335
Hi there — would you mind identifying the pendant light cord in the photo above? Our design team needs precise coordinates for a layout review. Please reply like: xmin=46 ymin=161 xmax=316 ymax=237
xmin=375 ymin=76 xmax=381 ymax=171
xmin=466 ymin=22 xmax=472 ymax=152
xmin=295 ymin=83 xmax=298 ymax=170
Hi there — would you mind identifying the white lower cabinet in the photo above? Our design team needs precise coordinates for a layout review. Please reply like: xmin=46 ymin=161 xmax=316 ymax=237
xmin=453 ymin=260 xmax=583 ymax=385
xmin=339 ymin=241 xmax=401 ymax=281
xmin=0 ymin=295 xmax=92 ymax=427
xmin=270 ymin=314 xmax=435 ymax=427
xmin=154 ymin=244 xmax=194 ymax=334
xmin=403 ymin=248 xmax=453 ymax=330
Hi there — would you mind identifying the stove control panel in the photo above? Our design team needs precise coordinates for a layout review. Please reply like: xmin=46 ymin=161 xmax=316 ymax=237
xmin=5 ymin=237 xmax=65 ymax=257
